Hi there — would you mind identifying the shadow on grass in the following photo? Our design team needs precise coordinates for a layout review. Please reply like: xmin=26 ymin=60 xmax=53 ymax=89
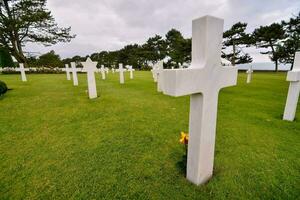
xmin=176 ymin=154 xmax=187 ymax=176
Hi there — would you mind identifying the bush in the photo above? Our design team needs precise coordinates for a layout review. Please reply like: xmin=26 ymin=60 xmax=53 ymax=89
xmin=1 ymin=67 xmax=65 ymax=74
xmin=0 ymin=80 xmax=8 ymax=96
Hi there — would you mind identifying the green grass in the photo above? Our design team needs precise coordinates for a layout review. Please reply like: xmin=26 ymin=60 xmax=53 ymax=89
xmin=0 ymin=71 xmax=299 ymax=199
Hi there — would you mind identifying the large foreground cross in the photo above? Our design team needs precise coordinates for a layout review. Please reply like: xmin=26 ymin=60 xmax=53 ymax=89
xmin=162 ymin=16 xmax=237 ymax=185
xmin=283 ymin=52 xmax=300 ymax=121
xmin=16 ymin=63 xmax=29 ymax=82
xmin=81 ymin=57 xmax=98 ymax=99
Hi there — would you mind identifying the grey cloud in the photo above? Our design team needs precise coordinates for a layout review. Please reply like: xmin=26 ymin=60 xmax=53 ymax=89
xmin=24 ymin=0 xmax=300 ymax=62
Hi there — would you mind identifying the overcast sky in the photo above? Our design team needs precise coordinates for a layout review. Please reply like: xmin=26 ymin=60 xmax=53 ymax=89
xmin=25 ymin=0 xmax=300 ymax=63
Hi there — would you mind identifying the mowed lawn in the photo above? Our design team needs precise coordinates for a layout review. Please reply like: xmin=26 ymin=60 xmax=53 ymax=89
xmin=0 ymin=71 xmax=299 ymax=199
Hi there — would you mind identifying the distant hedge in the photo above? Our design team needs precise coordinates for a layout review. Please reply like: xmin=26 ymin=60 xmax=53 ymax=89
xmin=1 ymin=67 xmax=65 ymax=74
xmin=0 ymin=80 xmax=8 ymax=96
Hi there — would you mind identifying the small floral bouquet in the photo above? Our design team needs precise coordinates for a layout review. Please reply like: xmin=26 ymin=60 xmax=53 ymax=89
xmin=180 ymin=131 xmax=189 ymax=155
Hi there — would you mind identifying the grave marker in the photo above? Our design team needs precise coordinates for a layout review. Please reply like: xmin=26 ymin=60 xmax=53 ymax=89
xmin=162 ymin=16 xmax=237 ymax=185
xmin=117 ymin=63 xmax=125 ymax=84
xmin=246 ymin=66 xmax=253 ymax=83
xmin=100 ymin=65 xmax=106 ymax=80
xmin=70 ymin=62 xmax=80 ymax=86
xmin=63 ymin=64 xmax=71 ymax=80
xmin=81 ymin=57 xmax=98 ymax=99
xmin=16 ymin=63 xmax=29 ymax=82
xmin=283 ymin=52 xmax=300 ymax=121
xmin=127 ymin=65 xmax=135 ymax=79
xmin=152 ymin=61 xmax=164 ymax=92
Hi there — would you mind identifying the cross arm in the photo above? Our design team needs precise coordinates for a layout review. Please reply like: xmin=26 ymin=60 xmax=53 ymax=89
xmin=287 ymin=69 xmax=300 ymax=82
xmin=162 ymin=68 xmax=206 ymax=97
xmin=217 ymin=66 xmax=238 ymax=89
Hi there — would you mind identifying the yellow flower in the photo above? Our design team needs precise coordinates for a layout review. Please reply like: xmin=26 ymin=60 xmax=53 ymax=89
xmin=180 ymin=132 xmax=189 ymax=144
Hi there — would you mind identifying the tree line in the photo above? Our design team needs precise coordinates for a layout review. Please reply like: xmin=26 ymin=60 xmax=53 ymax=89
xmin=0 ymin=1 xmax=299 ymax=71
xmin=62 ymin=12 xmax=299 ymax=71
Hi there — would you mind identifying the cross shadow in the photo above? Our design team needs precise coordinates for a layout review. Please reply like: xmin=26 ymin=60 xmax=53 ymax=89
xmin=176 ymin=154 xmax=187 ymax=176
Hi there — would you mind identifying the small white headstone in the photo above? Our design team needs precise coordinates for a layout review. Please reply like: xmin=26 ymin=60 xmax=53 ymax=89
xmin=63 ymin=64 xmax=71 ymax=80
xmin=127 ymin=65 xmax=135 ymax=79
xmin=283 ymin=52 xmax=300 ymax=121
xmin=70 ymin=62 xmax=80 ymax=86
xmin=81 ymin=57 xmax=98 ymax=99
xmin=152 ymin=61 xmax=164 ymax=92
xmin=162 ymin=15 xmax=237 ymax=185
xmin=15 ymin=63 xmax=29 ymax=82
xmin=246 ymin=66 xmax=253 ymax=83
xmin=100 ymin=65 xmax=106 ymax=80
xmin=151 ymin=64 xmax=158 ymax=82
xmin=117 ymin=63 xmax=125 ymax=84
xmin=178 ymin=63 xmax=183 ymax=69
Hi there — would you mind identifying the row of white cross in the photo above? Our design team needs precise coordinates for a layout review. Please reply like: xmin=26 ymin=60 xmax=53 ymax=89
xmin=1 ymin=15 xmax=298 ymax=186
xmin=66 ymin=61 xmax=135 ymax=99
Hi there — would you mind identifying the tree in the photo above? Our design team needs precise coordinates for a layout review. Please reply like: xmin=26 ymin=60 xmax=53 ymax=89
xmin=0 ymin=0 xmax=75 ymax=65
xmin=118 ymin=44 xmax=143 ymax=68
xmin=37 ymin=50 xmax=63 ymax=68
xmin=252 ymin=23 xmax=285 ymax=71
xmin=0 ymin=46 xmax=14 ymax=67
xmin=222 ymin=22 xmax=252 ymax=65
xmin=278 ymin=12 xmax=300 ymax=69
xmin=165 ymin=29 xmax=191 ymax=65
xmin=142 ymin=35 xmax=167 ymax=64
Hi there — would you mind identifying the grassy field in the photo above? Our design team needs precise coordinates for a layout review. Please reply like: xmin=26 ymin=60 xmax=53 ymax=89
xmin=0 ymin=71 xmax=299 ymax=199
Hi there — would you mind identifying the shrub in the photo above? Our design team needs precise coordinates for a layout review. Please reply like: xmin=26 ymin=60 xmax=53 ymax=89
xmin=0 ymin=80 xmax=8 ymax=96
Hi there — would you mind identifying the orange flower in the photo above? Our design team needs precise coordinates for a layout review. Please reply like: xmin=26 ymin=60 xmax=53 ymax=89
xmin=180 ymin=132 xmax=189 ymax=145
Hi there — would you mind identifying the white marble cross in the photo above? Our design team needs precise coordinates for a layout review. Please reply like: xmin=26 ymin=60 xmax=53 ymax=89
xmin=100 ymin=65 xmax=106 ymax=80
xmin=105 ymin=67 xmax=109 ymax=74
xmin=151 ymin=65 xmax=158 ymax=83
xmin=246 ymin=66 xmax=253 ymax=83
xmin=152 ymin=61 xmax=164 ymax=92
xmin=70 ymin=62 xmax=81 ymax=86
xmin=63 ymin=64 xmax=71 ymax=80
xmin=283 ymin=52 xmax=300 ymax=121
xmin=81 ymin=57 xmax=98 ymax=99
xmin=16 ymin=63 xmax=29 ymax=82
xmin=162 ymin=16 xmax=237 ymax=185
xmin=117 ymin=63 xmax=126 ymax=84
xmin=179 ymin=63 xmax=183 ymax=69
xmin=127 ymin=65 xmax=135 ymax=79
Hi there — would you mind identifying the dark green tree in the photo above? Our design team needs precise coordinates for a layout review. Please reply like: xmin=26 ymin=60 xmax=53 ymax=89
xmin=222 ymin=22 xmax=252 ymax=65
xmin=278 ymin=12 xmax=300 ymax=69
xmin=252 ymin=23 xmax=285 ymax=71
xmin=118 ymin=44 xmax=143 ymax=68
xmin=165 ymin=29 xmax=191 ymax=65
xmin=142 ymin=35 xmax=167 ymax=64
xmin=0 ymin=46 xmax=14 ymax=67
xmin=0 ymin=0 xmax=75 ymax=65
xmin=37 ymin=50 xmax=63 ymax=68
